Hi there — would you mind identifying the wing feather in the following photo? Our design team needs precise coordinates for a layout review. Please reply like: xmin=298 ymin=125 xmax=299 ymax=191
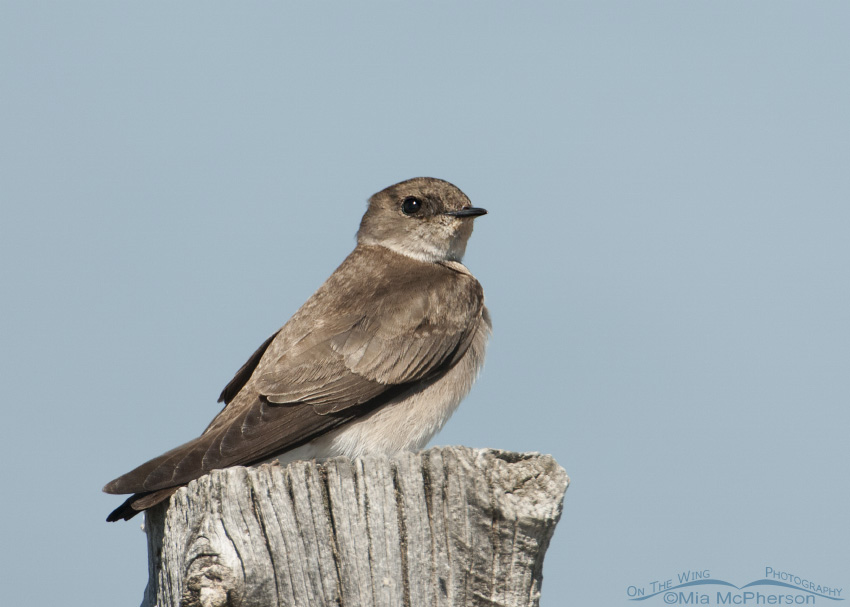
xmin=103 ymin=246 xmax=484 ymax=497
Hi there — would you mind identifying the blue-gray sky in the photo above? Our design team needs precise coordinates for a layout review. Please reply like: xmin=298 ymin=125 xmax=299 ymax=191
xmin=1 ymin=3 xmax=848 ymax=605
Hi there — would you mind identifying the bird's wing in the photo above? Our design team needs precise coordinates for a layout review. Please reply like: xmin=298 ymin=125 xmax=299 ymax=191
xmin=253 ymin=266 xmax=483 ymax=412
xmin=103 ymin=247 xmax=484 ymax=496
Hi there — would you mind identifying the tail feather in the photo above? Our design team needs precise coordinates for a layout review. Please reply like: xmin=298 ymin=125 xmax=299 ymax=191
xmin=105 ymin=487 xmax=179 ymax=522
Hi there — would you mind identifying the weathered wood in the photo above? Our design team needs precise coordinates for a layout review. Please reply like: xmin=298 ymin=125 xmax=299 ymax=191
xmin=140 ymin=446 xmax=569 ymax=607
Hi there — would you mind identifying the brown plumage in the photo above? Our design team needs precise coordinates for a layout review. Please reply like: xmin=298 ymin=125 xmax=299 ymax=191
xmin=104 ymin=177 xmax=489 ymax=521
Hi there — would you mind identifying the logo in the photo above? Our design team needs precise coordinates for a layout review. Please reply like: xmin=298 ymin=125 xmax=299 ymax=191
xmin=626 ymin=567 xmax=843 ymax=605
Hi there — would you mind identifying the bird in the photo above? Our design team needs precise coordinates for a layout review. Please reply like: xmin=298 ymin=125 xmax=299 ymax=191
xmin=103 ymin=177 xmax=490 ymax=521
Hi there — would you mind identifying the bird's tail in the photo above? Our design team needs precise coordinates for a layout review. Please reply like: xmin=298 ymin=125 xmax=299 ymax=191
xmin=105 ymin=487 xmax=179 ymax=522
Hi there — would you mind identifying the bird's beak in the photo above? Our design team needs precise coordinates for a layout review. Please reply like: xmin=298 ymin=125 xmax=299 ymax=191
xmin=444 ymin=206 xmax=488 ymax=218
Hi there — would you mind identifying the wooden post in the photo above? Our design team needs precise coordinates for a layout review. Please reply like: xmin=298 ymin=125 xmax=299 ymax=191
xmin=140 ymin=446 xmax=569 ymax=607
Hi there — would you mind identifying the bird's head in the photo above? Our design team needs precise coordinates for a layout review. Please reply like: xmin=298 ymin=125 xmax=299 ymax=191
xmin=357 ymin=177 xmax=487 ymax=263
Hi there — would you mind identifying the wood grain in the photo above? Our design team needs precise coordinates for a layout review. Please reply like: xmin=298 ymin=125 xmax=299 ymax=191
xmin=140 ymin=446 xmax=568 ymax=607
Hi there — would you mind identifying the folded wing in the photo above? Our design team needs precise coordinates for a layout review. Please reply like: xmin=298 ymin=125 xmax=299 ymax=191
xmin=103 ymin=247 xmax=484 ymax=504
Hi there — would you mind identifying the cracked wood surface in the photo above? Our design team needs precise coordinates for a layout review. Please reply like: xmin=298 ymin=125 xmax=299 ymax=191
xmin=140 ymin=446 xmax=568 ymax=607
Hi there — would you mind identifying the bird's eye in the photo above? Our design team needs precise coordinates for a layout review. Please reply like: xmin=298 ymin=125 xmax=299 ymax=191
xmin=401 ymin=196 xmax=422 ymax=215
